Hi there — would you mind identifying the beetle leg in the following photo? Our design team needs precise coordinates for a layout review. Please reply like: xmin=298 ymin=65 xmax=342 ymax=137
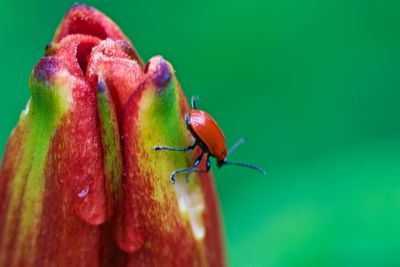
xmin=185 ymin=155 xmax=211 ymax=182
xmin=170 ymin=153 xmax=204 ymax=184
xmin=152 ymin=143 xmax=196 ymax=152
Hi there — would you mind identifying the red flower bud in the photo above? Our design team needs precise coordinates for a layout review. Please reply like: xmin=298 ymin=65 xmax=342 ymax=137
xmin=0 ymin=4 xmax=225 ymax=267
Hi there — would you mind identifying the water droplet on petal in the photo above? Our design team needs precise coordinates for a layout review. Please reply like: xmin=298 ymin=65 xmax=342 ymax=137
xmin=78 ymin=186 xmax=89 ymax=198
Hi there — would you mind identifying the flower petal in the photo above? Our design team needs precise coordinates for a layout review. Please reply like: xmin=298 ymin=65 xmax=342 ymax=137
xmin=54 ymin=4 xmax=131 ymax=44
xmin=115 ymin=56 xmax=225 ymax=266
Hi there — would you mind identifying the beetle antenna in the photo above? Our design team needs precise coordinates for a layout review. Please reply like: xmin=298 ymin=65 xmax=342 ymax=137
xmin=228 ymin=137 xmax=246 ymax=155
xmin=222 ymin=160 xmax=266 ymax=175
xmin=191 ymin=95 xmax=200 ymax=109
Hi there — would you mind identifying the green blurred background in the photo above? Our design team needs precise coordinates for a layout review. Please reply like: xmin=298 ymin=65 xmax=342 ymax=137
xmin=1 ymin=0 xmax=400 ymax=266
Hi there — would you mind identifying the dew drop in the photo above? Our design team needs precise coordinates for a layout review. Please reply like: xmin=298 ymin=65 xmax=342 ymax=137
xmin=78 ymin=186 xmax=89 ymax=198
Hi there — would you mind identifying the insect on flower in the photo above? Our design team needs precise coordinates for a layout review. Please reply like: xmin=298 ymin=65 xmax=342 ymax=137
xmin=153 ymin=96 xmax=266 ymax=183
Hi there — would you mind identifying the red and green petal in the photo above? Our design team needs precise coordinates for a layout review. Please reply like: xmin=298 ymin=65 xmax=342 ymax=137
xmin=0 ymin=54 xmax=101 ymax=266
xmin=117 ymin=56 xmax=225 ymax=266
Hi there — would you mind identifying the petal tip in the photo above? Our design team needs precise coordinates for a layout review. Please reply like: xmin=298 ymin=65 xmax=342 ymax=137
xmin=54 ymin=3 xmax=129 ymax=43
xmin=70 ymin=2 xmax=93 ymax=10
xmin=31 ymin=56 xmax=61 ymax=85
xmin=145 ymin=56 xmax=172 ymax=88
xmin=97 ymin=79 xmax=107 ymax=93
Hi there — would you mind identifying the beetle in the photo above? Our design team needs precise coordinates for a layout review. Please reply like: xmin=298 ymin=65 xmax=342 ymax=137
xmin=153 ymin=96 xmax=266 ymax=184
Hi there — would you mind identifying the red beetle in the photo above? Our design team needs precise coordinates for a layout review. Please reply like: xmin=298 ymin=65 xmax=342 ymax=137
xmin=153 ymin=96 xmax=265 ymax=183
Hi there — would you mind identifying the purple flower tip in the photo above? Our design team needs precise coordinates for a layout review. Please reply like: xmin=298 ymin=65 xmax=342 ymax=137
xmin=145 ymin=56 xmax=171 ymax=88
xmin=32 ymin=57 xmax=60 ymax=85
